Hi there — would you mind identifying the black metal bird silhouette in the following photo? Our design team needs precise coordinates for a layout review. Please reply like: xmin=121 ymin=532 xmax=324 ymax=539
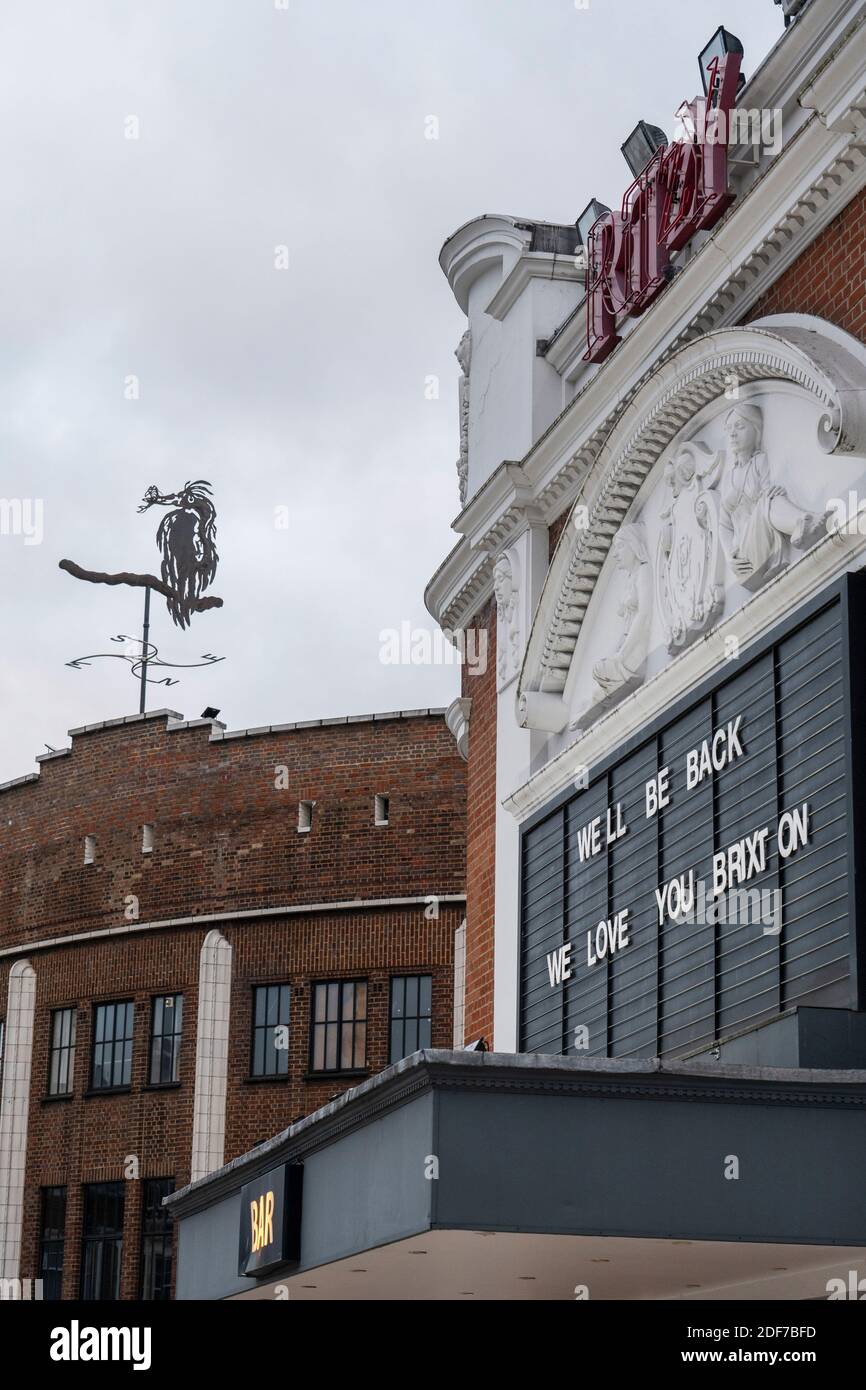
xmin=60 ymin=480 xmax=224 ymax=711
xmin=138 ymin=481 xmax=219 ymax=629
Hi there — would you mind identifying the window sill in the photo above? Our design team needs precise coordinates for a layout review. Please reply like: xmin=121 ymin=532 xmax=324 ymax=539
xmin=304 ymin=1068 xmax=369 ymax=1083
xmin=243 ymin=1074 xmax=292 ymax=1084
xmin=142 ymin=1081 xmax=182 ymax=1092
xmin=41 ymin=1092 xmax=74 ymax=1104
xmin=84 ymin=1086 xmax=132 ymax=1099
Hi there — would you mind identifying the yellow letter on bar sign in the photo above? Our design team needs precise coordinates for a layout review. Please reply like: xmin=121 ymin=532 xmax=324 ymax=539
xmin=251 ymin=1191 xmax=275 ymax=1253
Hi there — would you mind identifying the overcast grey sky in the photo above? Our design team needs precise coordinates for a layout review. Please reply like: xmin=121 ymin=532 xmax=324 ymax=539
xmin=0 ymin=0 xmax=784 ymax=782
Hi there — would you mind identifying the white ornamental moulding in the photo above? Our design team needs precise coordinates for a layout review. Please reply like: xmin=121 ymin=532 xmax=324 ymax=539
xmin=445 ymin=697 xmax=471 ymax=761
xmin=517 ymin=319 xmax=866 ymax=731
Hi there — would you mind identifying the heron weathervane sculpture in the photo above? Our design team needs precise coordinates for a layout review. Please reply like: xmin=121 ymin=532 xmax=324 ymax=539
xmin=61 ymin=480 xmax=225 ymax=713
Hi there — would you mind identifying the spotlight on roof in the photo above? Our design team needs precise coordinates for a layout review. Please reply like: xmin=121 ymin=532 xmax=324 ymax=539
xmin=576 ymin=198 xmax=610 ymax=248
xmin=699 ymin=26 xmax=745 ymax=98
xmin=621 ymin=121 xmax=668 ymax=178
xmin=464 ymin=1037 xmax=488 ymax=1053
xmin=201 ymin=706 xmax=220 ymax=720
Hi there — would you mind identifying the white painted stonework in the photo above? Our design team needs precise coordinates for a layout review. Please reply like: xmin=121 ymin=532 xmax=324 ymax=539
xmin=445 ymin=696 xmax=471 ymax=761
xmin=455 ymin=330 xmax=472 ymax=507
xmin=439 ymin=216 xmax=584 ymax=501
xmin=452 ymin=921 xmax=466 ymax=1047
xmin=191 ymin=928 xmax=233 ymax=1183
xmin=493 ymin=549 xmax=522 ymax=690
xmin=0 ymin=960 xmax=36 ymax=1280
xmin=426 ymin=5 xmax=866 ymax=1051
xmin=564 ymin=386 xmax=851 ymax=734
xmin=519 ymin=319 xmax=866 ymax=748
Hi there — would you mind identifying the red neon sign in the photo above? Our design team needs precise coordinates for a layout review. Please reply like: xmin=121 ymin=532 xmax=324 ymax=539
xmin=585 ymin=52 xmax=742 ymax=364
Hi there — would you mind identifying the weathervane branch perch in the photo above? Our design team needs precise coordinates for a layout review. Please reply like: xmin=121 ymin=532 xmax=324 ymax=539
xmin=59 ymin=480 xmax=223 ymax=629
xmin=58 ymin=558 xmax=223 ymax=615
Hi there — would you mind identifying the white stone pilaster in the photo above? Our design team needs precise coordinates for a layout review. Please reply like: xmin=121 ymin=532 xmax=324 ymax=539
xmin=493 ymin=522 xmax=549 ymax=1050
xmin=0 ymin=960 xmax=36 ymax=1280
xmin=452 ymin=920 xmax=466 ymax=1048
xmin=190 ymin=929 xmax=232 ymax=1183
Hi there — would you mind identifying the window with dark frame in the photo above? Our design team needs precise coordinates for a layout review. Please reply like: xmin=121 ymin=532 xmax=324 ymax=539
xmin=311 ymin=980 xmax=367 ymax=1073
xmin=140 ymin=1178 xmax=174 ymax=1300
xmin=48 ymin=1008 xmax=77 ymax=1096
xmin=39 ymin=1186 xmax=66 ymax=1300
xmin=91 ymin=1001 xmax=134 ymax=1091
xmin=80 ymin=1182 xmax=124 ymax=1301
xmin=389 ymin=975 xmax=432 ymax=1064
xmin=251 ymin=984 xmax=290 ymax=1078
xmin=149 ymin=995 xmax=183 ymax=1086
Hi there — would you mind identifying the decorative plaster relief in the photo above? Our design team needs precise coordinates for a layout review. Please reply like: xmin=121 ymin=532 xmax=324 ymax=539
xmin=561 ymin=386 xmax=859 ymax=734
xmin=656 ymin=442 xmax=725 ymax=653
xmin=715 ymin=403 xmax=830 ymax=591
xmin=493 ymin=550 xmax=521 ymax=689
xmin=455 ymin=330 xmax=472 ymax=507
xmin=517 ymin=321 xmax=866 ymax=741
xmin=571 ymin=524 xmax=652 ymax=733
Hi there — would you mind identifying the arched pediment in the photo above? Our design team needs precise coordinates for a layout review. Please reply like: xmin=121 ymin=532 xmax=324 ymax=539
xmin=518 ymin=317 xmax=866 ymax=733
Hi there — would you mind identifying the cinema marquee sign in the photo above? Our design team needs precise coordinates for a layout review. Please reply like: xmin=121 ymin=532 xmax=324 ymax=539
xmin=584 ymin=51 xmax=742 ymax=364
xmin=238 ymin=1163 xmax=303 ymax=1278
xmin=519 ymin=585 xmax=864 ymax=1059
xmin=548 ymin=713 xmax=811 ymax=982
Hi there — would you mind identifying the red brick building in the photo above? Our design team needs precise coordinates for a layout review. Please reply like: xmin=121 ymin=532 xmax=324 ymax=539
xmin=0 ymin=707 xmax=466 ymax=1299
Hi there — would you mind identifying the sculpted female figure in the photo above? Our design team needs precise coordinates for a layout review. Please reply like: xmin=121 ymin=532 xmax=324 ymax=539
xmin=570 ymin=523 xmax=652 ymax=734
xmin=592 ymin=523 xmax=652 ymax=693
xmin=717 ymin=404 xmax=826 ymax=588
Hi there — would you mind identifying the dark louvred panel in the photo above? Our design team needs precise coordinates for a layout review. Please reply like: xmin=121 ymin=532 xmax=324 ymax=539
xmin=563 ymin=782 xmax=609 ymax=1056
xmin=519 ymin=590 xmax=853 ymax=1059
xmin=776 ymin=604 xmax=850 ymax=1010
xmin=520 ymin=807 xmax=565 ymax=1054
xmin=659 ymin=699 xmax=715 ymax=1056
xmin=608 ymin=741 xmax=659 ymax=1058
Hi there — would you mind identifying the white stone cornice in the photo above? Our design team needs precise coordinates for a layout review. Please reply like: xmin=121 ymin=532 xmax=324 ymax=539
xmin=424 ymin=536 xmax=493 ymax=635
xmin=427 ymin=463 xmax=548 ymax=632
xmin=457 ymin=461 xmax=546 ymax=554
xmin=485 ymin=250 xmax=584 ymax=322
xmin=505 ymin=512 xmax=866 ymax=822
xmin=735 ymin=0 xmax=859 ymax=137
xmin=439 ymin=215 xmax=533 ymax=314
xmin=800 ymin=7 xmax=866 ymax=133
xmin=439 ymin=554 xmax=495 ymax=635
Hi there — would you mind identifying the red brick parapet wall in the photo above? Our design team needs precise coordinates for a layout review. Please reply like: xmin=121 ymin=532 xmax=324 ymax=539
xmin=0 ymin=711 xmax=465 ymax=948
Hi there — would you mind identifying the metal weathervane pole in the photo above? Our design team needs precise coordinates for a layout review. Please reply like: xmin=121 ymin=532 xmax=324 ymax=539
xmin=140 ymin=584 xmax=152 ymax=714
